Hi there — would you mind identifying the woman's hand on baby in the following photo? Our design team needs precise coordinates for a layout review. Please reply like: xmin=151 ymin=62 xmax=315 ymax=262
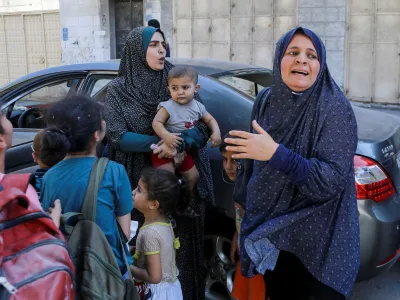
xmin=153 ymin=141 xmax=177 ymax=159
xmin=225 ymin=120 xmax=279 ymax=161
xmin=173 ymin=152 xmax=185 ymax=167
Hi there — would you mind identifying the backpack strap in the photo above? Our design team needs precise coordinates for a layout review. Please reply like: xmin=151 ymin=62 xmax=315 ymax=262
xmin=0 ymin=174 xmax=33 ymax=212
xmin=62 ymin=212 xmax=86 ymax=235
xmin=118 ymin=231 xmax=133 ymax=280
xmin=81 ymin=157 xmax=109 ymax=222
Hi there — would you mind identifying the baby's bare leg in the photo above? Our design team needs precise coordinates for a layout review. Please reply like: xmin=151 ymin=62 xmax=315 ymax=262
xmin=158 ymin=161 xmax=175 ymax=173
xmin=180 ymin=165 xmax=199 ymax=191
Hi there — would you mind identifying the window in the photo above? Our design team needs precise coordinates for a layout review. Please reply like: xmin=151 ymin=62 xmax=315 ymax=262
xmin=219 ymin=76 xmax=258 ymax=98
xmin=84 ymin=76 xmax=115 ymax=104
xmin=214 ymin=70 xmax=272 ymax=99
xmin=20 ymin=79 xmax=78 ymax=105
xmin=9 ymin=78 xmax=81 ymax=129
xmin=90 ymin=79 xmax=113 ymax=98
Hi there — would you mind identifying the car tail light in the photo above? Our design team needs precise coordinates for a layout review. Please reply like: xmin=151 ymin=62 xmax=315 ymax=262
xmin=354 ymin=155 xmax=396 ymax=202
xmin=376 ymin=248 xmax=400 ymax=268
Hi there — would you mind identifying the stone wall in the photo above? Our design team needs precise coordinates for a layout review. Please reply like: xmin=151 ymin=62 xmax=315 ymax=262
xmin=59 ymin=0 xmax=111 ymax=64
xmin=144 ymin=0 xmax=173 ymax=54
xmin=297 ymin=0 xmax=346 ymax=88
xmin=0 ymin=0 xmax=58 ymax=13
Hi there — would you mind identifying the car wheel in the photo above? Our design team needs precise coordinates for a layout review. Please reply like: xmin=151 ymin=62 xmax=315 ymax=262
xmin=204 ymin=235 xmax=236 ymax=300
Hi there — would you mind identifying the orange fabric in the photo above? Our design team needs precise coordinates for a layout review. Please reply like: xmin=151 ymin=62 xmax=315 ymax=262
xmin=231 ymin=262 xmax=266 ymax=300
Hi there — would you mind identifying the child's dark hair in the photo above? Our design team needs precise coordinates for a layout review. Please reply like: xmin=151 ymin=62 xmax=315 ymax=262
xmin=42 ymin=95 xmax=104 ymax=155
xmin=219 ymin=133 xmax=236 ymax=153
xmin=140 ymin=168 xmax=191 ymax=217
xmin=148 ymin=19 xmax=161 ymax=29
xmin=33 ymin=130 xmax=66 ymax=167
xmin=168 ymin=66 xmax=198 ymax=84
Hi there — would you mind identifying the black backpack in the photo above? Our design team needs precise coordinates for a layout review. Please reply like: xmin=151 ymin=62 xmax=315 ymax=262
xmin=62 ymin=158 xmax=138 ymax=300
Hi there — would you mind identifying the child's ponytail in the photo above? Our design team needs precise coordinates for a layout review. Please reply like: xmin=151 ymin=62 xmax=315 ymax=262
xmin=140 ymin=168 xmax=193 ymax=218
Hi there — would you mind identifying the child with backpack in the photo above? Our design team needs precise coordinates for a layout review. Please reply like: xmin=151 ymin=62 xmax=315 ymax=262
xmin=40 ymin=95 xmax=133 ymax=278
xmin=0 ymin=105 xmax=74 ymax=299
xmin=130 ymin=167 xmax=190 ymax=300
xmin=31 ymin=129 xmax=66 ymax=200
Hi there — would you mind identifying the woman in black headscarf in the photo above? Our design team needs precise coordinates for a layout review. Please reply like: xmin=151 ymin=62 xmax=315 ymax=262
xmin=226 ymin=28 xmax=359 ymax=299
xmin=104 ymin=26 xmax=213 ymax=300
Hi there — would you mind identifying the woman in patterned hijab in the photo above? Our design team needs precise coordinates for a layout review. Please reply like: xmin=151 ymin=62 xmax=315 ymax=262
xmin=104 ymin=26 xmax=213 ymax=300
xmin=226 ymin=28 xmax=359 ymax=299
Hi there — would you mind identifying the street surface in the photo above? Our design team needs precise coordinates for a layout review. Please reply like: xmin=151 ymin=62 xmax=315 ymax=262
xmin=349 ymin=262 xmax=400 ymax=300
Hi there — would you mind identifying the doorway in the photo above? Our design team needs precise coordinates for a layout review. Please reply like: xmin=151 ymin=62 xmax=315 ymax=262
xmin=115 ymin=0 xmax=143 ymax=59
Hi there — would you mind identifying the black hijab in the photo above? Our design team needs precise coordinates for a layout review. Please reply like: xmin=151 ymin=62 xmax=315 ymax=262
xmin=104 ymin=26 xmax=214 ymax=202
xmin=239 ymin=28 xmax=359 ymax=296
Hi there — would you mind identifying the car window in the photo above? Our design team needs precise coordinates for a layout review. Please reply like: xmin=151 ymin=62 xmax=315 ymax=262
xmin=90 ymin=79 xmax=113 ymax=98
xmin=218 ymin=76 xmax=258 ymax=98
xmin=9 ymin=78 xmax=81 ymax=129
xmin=214 ymin=70 xmax=272 ymax=98
xmin=85 ymin=76 xmax=115 ymax=104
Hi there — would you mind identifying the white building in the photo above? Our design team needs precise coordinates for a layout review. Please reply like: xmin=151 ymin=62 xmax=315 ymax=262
xmin=1 ymin=0 xmax=400 ymax=105
xmin=0 ymin=0 xmax=61 ymax=85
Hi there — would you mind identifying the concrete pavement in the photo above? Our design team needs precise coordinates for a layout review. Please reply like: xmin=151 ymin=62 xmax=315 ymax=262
xmin=349 ymin=262 xmax=400 ymax=300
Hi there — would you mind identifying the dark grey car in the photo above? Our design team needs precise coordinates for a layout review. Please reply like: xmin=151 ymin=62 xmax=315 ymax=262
xmin=2 ymin=58 xmax=400 ymax=299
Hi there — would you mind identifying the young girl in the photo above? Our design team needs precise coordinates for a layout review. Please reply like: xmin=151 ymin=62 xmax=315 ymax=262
xmin=130 ymin=168 xmax=190 ymax=300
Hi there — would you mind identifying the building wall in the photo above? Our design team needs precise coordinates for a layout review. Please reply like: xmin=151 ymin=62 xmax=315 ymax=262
xmin=144 ymin=0 xmax=173 ymax=53
xmin=159 ymin=0 xmax=173 ymax=53
xmin=0 ymin=1 xmax=61 ymax=85
xmin=345 ymin=0 xmax=400 ymax=104
xmin=0 ymin=0 xmax=58 ymax=13
xmin=56 ymin=0 xmax=400 ymax=104
xmin=298 ymin=0 xmax=346 ymax=88
xmin=59 ymin=0 xmax=111 ymax=65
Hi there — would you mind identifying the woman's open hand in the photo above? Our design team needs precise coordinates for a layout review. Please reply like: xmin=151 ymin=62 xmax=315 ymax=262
xmin=225 ymin=120 xmax=279 ymax=161
xmin=153 ymin=140 xmax=177 ymax=159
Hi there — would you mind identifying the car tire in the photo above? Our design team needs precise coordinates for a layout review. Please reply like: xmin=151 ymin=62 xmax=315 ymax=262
xmin=204 ymin=234 xmax=237 ymax=300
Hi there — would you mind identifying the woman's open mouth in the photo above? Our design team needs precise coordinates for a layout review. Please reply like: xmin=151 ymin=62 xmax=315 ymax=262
xmin=291 ymin=69 xmax=309 ymax=76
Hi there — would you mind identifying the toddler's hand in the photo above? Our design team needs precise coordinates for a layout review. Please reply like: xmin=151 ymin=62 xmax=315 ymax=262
xmin=210 ymin=133 xmax=221 ymax=148
xmin=165 ymin=133 xmax=183 ymax=148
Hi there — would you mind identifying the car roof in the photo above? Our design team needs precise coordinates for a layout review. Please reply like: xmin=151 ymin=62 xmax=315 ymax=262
xmin=1 ymin=58 xmax=266 ymax=92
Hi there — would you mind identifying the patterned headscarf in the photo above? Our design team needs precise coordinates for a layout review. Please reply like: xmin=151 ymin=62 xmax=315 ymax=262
xmin=104 ymin=26 xmax=214 ymax=203
xmin=239 ymin=27 xmax=360 ymax=296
